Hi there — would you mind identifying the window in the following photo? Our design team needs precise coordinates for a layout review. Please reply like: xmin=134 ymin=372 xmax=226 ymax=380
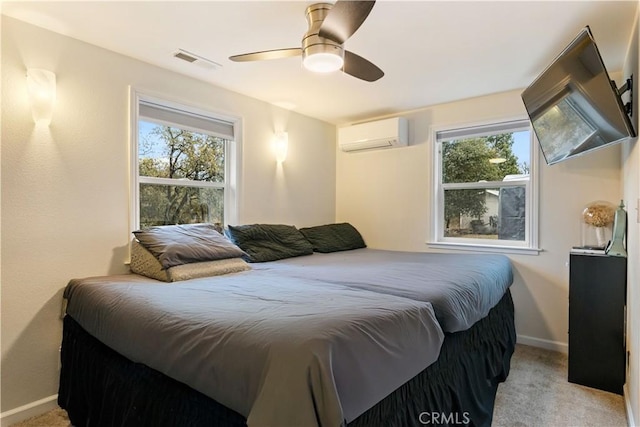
xmin=430 ymin=119 xmax=539 ymax=254
xmin=131 ymin=90 xmax=240 ymax=230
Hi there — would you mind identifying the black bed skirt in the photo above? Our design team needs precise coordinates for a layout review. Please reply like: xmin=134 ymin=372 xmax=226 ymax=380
xmin=59 ymin=290 xmax=515 ymax=427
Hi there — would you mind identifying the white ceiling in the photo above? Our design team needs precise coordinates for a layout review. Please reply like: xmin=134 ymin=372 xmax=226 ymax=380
xmin=2 ymin=1 xmax=638 ymax=125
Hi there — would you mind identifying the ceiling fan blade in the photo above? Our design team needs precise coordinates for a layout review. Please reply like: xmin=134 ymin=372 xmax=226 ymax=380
xmin=343 ymin=50 xmax=384 ymax=82
xmin=318 ymin=1 xmax=376 ymax=44
xmin=229 ymin=48 xmax=302 ymax=62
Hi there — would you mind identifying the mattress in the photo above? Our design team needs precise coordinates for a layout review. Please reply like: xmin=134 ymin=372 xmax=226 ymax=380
xmin=251 ymin=248 xmax=513 ymax=332
xmin=59 ymin=291 xmax=517 ymax=427
xmin=62 ymin=248 xmax=514 ymax=426
xmin=64 ymin=271 xmax=444 ymax=426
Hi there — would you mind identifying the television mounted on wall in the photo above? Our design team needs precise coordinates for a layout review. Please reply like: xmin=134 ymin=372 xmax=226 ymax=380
xmin=521 ymin=26 xmax=635 ymax=165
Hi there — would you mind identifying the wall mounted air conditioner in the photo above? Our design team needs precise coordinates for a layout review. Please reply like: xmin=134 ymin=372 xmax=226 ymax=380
xmin=338 ymin=117 xmax=408 ymax=152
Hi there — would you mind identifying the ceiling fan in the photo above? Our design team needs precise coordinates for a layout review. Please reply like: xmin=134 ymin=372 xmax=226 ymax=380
xmin=229 ymin=1 xmax=383 ymax=82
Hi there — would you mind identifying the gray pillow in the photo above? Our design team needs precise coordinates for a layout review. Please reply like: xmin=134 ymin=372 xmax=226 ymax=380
xmin=133 ymin=223 xmax=246 ymax=269
xmin=299 ymin=223 xmax=366 ymax=253
xmin=130 ymin=239 xmax=250 ymax=282
xmin=225 ymin=224 xmax=313 ymax=262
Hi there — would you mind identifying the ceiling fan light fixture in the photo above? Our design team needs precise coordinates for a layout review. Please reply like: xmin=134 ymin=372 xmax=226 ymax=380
xmin=229 ymin=1 xmax=382 ymax=81
xmin=302 ymin=44 xmax=344 ymax=73
xmin=303 ymin=52 xmax=344 ymax=72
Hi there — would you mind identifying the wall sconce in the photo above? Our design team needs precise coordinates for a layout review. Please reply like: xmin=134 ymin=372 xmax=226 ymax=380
xmin=273 ymin=131 xmax=288 ymax=163
xmin=27 ymin=69 xmax=56 ymax=125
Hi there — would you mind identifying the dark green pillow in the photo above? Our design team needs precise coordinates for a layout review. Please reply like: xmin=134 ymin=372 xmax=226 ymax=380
xmin=225 ymin=224 xmax=313 ymax=263
xmin=299 ymin=223 xmax=366 ymax=253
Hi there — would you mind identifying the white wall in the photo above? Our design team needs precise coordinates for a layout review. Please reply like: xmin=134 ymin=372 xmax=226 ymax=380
xmin=622 ymin=3 xmax=640 ymax=424
xmin=336 ymin=89 xmax=623 ymax=351
xmin=0 ymin=16 xmax=336 ymax=414
xmin=0 ymin=11 xmax=4 ymax=414
xmin=2 ymin=8 xmax=635 ymax=424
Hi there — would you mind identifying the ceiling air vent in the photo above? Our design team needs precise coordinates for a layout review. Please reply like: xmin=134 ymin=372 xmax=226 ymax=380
xmin=173 ymin=49 xmax=222 ymax=70
xmin=174 ymin=51 xmax=198 ymax=63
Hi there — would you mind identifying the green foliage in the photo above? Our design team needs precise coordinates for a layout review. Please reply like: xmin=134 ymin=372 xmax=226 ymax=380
xmin=486 ymin=134 xmax=521 ymax=178
xmin=138 ymin=124 xmax=226 ymax=228
xmin=442 ymin=133 xmax=523 ymax=228
xmin=140 ymin=126 xmax=225 ymax=181
xmin=139 ymin=185 xmax=224 ymax=228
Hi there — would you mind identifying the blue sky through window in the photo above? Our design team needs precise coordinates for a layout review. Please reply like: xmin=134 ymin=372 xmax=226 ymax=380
xmin=139 ymin=120 xmax=166 ymax=159
xmin=512 ymin=130 xmax=531 ymax=171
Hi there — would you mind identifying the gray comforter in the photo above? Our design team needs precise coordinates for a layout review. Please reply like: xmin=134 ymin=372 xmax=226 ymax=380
xmin=251 ymin=249 xmax=514 ymax=332
xmin=64 ymin=271 xmax=444 ymax=427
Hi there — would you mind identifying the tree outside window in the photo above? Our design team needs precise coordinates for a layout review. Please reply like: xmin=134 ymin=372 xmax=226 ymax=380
xmin=131 ymin=93 xmax=238 ymax=232
xmin=434 ymin=120 xmax=535 ymax=250
xmin=138 ymin=122 xmax=227 ymax=229
xmin=442 ymin=133 xmax=525 ymax=237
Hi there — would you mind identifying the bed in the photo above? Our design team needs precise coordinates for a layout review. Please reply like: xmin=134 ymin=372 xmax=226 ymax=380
xmin=58 ymin=223 xmax=516 ymax=427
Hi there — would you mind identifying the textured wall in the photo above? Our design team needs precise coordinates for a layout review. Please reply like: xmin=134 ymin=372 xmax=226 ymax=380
xmin=0 ymin=16 xmax=336 ymax=412
xmin=336 ymin=89 xmax=623 ymax=351
xmin=622 ymin=4 xmax=639 ymax=423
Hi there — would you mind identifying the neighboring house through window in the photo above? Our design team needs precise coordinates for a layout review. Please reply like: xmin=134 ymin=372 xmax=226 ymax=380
xmin=430 ymin=119 xmax=540 ymax=254
xmin=130 ymin=89 xmax=240 ymax=230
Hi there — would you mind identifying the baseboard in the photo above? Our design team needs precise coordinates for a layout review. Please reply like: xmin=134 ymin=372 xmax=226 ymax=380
xmin=0 ymin=394 xmax=58 ymax=427
xmin=517 ymin=334 xmax=568 ymax=354
xmin=624 ymin=383 xmax=636 ymax=427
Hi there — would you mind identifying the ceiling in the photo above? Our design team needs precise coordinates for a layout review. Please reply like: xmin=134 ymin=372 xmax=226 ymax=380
xmin=2 ymin=1 xmax=638 ymax=125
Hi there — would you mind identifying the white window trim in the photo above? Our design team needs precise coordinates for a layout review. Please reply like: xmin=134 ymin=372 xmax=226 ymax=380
xmin=428 ymin=117 xmax=541 ymax=255
xmin=129 ymin=87 xmax=242 ymax=232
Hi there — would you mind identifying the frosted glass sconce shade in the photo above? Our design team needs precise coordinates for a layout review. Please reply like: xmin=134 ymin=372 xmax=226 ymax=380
xmin=27 ymin=69 xmax=56 ymax=125
xmin=273 ymin=132 xmax=288 ymax=163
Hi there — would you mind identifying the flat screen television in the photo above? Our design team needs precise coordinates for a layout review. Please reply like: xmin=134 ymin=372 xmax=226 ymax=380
xmin=521 ymin=26 xmax=635 ymax=165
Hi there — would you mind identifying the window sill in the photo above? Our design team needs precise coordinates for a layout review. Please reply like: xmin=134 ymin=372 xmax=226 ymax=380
xmin=427 ymin=241 xmax=542 ymax=256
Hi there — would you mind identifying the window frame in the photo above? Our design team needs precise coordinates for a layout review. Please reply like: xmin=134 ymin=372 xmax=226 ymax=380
xmin=129 ymin=88 xmax=242 ymax=231
xmin=429 ymin=117 xmax=541 ymax=255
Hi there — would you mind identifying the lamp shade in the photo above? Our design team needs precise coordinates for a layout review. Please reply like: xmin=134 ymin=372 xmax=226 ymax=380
xmin=273 ymin=132 xmax=288 ymax=163
xmin=27 ymin=69 xmax=56 ymax=125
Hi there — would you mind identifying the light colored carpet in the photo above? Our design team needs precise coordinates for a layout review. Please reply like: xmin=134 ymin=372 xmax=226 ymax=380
xmin=9 ymin=407 xmax=69 ymax=427
xmin=10 ymin=344 xmax=627 ymax=427
xmin=493 ymin=344 xmax=627 ymax=426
